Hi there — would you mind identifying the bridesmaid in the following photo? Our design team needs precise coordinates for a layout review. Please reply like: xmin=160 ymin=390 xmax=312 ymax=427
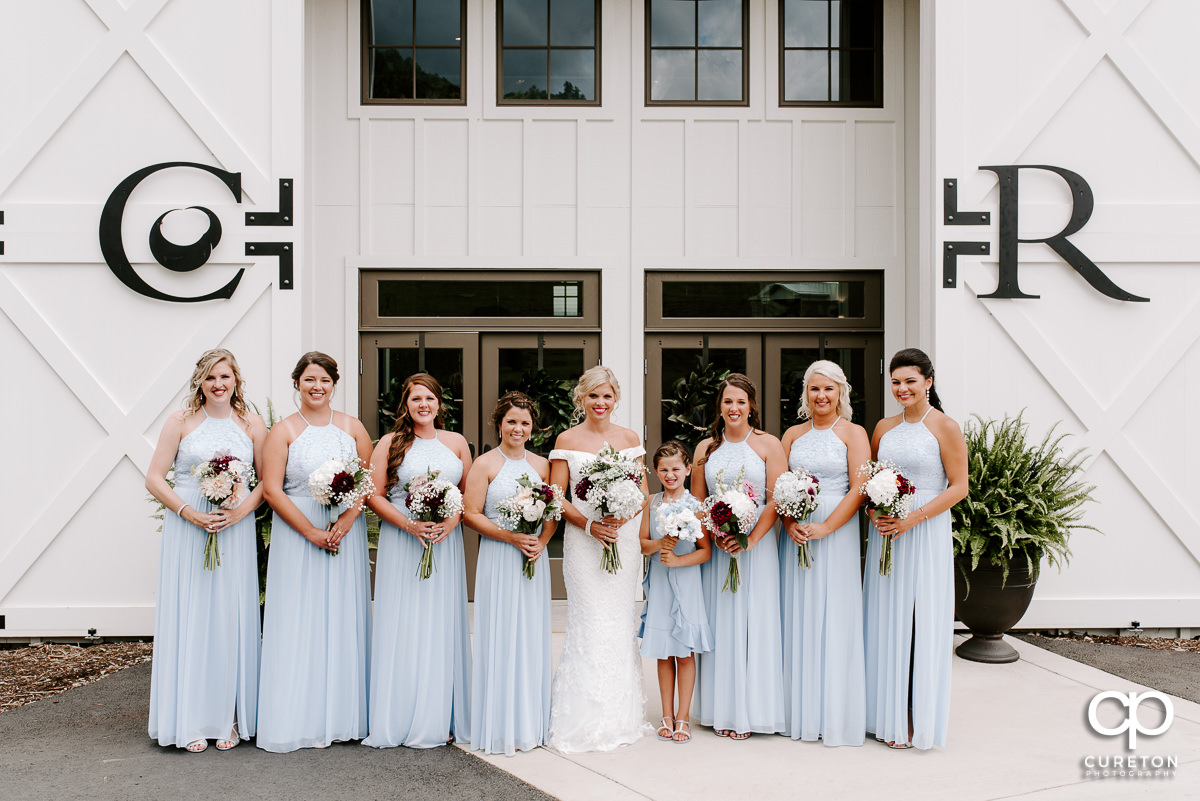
xmin=146 ymin=348 xmax=266 ymax=752
xmin=257 ymin=352 xmax=374 ymax=752
xmin=364 ymin=373 xmax=472 ymax=748
xmin=692 ymin=373 xmax=786 ymax=740
xmin=463 ymin=392 xmax=555 ymax=755
xmin=863 ymin=348 xmax=968 ymax=750
xmin=778 ymin=360 xmax=869 ymax=746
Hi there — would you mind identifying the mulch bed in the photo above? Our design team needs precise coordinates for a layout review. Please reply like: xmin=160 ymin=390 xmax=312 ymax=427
xmin=0 ymin=642 xmax=153 ymax=713
xmin=1019 ymin=631 xmax=1200 ymax=653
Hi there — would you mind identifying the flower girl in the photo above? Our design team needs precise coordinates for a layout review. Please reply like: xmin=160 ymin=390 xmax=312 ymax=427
xmin=638 ymin=441 xmax=713 ymax=744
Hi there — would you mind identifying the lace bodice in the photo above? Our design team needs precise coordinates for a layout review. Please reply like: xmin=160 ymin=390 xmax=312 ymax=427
xmin=789 ymin=422 xmax=849 ymax=495
xmin=483 ymin=454 xmax=539 ymax=525
xmin=877 ymin=412 xmax=947 ymax=493
xmin=283 ymin=416 xmax=360 ymax=497
xmin=173 ymin=410 xmax=253 ymax=491
xmin=390 ymin=433 xmax=464 ymax=511
xmin=704 ymin=436 xmax=767 ymax=511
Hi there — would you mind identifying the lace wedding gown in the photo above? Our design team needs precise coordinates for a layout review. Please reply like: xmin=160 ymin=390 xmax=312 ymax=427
xmin=545 ymin=446 xmax=649 ymax=753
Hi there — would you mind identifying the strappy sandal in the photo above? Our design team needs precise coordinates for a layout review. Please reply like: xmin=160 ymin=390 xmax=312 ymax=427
xmin=216 ymin=725 xmax=239 ymax=751
xmin=887 ymin=740 xmax=913 ymax=750
xmin=728 ymin=731 xmax=752 ymax=741
xmin=672 ymin=720 xmax=691 ymax=744
xmin=714 ymin=728 xmax=731 ymax=738
xmin=186 ymin=739 xmax=208 ymax=753
xmin=657 ymin=716 xmax=675 ymax=740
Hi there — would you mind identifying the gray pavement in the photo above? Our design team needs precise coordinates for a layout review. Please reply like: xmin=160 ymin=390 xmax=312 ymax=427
xmin=0 ymin=662 xmax=554 ymax=801
xmin=1014 ymin=634 xmax=1200 ymax=703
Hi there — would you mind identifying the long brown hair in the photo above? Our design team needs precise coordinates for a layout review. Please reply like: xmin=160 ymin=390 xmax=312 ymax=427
xmin=185 ymin=348 xmax=250 ymax=423
xmin=889 ymin=348 xmax=944 ymax=413
xmin=384 ymin=373 xmax=446 ymax=496
xmin=696 ymin=373 xmax=762 ymax=468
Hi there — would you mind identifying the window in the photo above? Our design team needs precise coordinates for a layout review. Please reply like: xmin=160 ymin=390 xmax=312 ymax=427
xmin=646 ymin=0 xmax=748 ymax=105
xmin=362 ymin=0 xmax=466 ymax=104
xmin=499 ymin=0 xmax=600 ymax=104
xmin=780 ymin=0 xmax=882 ymax=106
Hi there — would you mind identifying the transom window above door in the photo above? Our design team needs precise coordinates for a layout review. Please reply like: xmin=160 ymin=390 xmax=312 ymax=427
xmin=499 ymin=0 xmax=601 ymax=104
xmin=646 ymin=0 xmax=748 ymax=105
xmin=362 ymin=0 xmax=467 ymax=104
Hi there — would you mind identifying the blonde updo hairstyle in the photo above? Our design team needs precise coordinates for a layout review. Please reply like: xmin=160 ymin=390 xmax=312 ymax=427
xmin=797 ymin=359 xmax=853 ymax=422
xmin=185 ymin=348 xmax=250 ymax=421
xmin=570 ymin=365 xmax=621 ymax=425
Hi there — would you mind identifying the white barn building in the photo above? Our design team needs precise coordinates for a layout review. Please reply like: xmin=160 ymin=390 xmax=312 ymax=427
xmin=2 ymin=0 xmax=1196 ymax=638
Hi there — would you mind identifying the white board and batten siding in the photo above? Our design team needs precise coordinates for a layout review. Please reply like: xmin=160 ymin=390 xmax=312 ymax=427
xmin=1 ymin=0 xmax=304 ymax=637
xmin=935 ymin=0 xmax=1200 ymax=628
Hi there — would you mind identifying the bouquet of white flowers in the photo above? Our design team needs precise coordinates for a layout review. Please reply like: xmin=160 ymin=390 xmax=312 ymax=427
xmin=497 ymin=474 xmax=565 ymax=579
xmin=654 ymin=495 xmax=704 ymax=557
xmin=405 ymin=467 xmax=465 ymax=580
xmin=773 ymin=469 xmax=821 ymax=569
xmin=573 ymin=443 xmax=645 ymax=574
xmin=702 ymin=466 xmax=760 ymax=593
xmin=191 ymin=450 xmax=257 ymax=570
xmin=308 ymin=456 xmax=375 ymax=556
xmin=858 ymin=459 xmax=916 ymax=576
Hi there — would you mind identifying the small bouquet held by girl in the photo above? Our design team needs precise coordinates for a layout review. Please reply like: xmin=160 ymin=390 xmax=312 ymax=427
xmin=773 ymin=469 xmax=821 ymax=569
xmin=654 ymin=495 xmax=704 ymax=552
xmin=405 ymin=466 xmax=465 ymax=580
xmin=497 ymin=474 xmax=565 ymax=579
xmin=191 ymin=450 xmax=257 ymax=570
xmin=858 ymin=459 xmax=916 ymax=576
xmin=308 ymin=456 xmax=375 ymax=556
xmin=574 ymin=443 xmax=646 ymax=574
xmin=701 ymin=466 xmax=761 ymax=593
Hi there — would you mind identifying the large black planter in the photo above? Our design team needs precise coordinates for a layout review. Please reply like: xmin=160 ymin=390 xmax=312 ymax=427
xmin=954 ymin=556 xmax=1037 ymax=663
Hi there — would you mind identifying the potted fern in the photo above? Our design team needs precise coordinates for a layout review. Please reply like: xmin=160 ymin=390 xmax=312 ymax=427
xmin=950 ymin=411 xmax=1099 ymax=663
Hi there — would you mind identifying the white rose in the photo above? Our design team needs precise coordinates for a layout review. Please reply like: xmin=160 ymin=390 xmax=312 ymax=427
xmin=865 ymin=469 xmax=899 ymax=506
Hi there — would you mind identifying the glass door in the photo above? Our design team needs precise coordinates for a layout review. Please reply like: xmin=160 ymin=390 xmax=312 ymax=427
xmin=765 ymin=333 xmax=883 ymax=437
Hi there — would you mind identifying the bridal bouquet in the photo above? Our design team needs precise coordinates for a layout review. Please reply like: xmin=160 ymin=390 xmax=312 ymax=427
xmin=308 ymin=456 xmax=375 ymax=556
xmin=702 ymin=466 xmax=760 ymax=593
xmin=573 ymin=443 xmax=645 ymax=575
xmin=654 ymin=495 xmax=703 ymax=556
xmin=405 ymin=467 xmax=464 ymax=580
xmin=497 ymin=474 xmax=565 ymax=579
xmin=858 ymin=459 xmax=916 ymax=576
xmin=191 ymin=450 xmax=257 ymax=570
xmin=773 ymin=469 xmax=821 ymax=569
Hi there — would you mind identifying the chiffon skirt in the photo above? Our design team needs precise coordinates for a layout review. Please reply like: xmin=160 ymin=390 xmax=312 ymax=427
xmin=256 ymin=498 xmax=371 ymax=752
xmin=779 ymin=500 xmax=866 ymax=745
xmin=149 ymin=488 xmax=260 ymax=747
xmin=470 ymin=537 xmax=551 ymax=755
xmin=695 ymin=526 xmax=786 ymax=734
xmin=862 ymin=490 xmax=954 ymax=749
xmin=639 ymin=541 xmax=713 ymax=659
xmin=364 ymin=521 xmax=470 ymax=748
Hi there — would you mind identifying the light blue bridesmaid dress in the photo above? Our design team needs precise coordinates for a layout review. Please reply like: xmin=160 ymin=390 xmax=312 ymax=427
xmin=639 ymin=493 xmax=713 ymax=659
xmin=365 ymin=432 xmax=470 ymax=748
xmin=149 ymin=408 xmax=260 ymax=748
xmin=469 ymin=453 xmax=551 ymax=756
xmin=256 ymin=413 xmax=371 ymax=752
xmin=694 ymin=435 xmax=785 ymax=735
xmin=779 ymin=419 xmax=866 ymax=745
xmin=863 ymin=407 xmax=953 ymax=750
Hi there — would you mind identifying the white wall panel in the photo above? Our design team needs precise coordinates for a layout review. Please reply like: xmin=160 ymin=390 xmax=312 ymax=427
xmin=529 ymin=120 xmax=578 ymax=207
xmin=478 ymin=120 xmax=523 ymax=207
xmin=369 ymin=120 xmax=416 ymax=206
xmin=799 ymin=120 xmax=846 ymax=257
xmin=580 ymin=120 xmax=629 ymax=208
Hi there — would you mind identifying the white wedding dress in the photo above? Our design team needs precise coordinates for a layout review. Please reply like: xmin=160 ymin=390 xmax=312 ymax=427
xmin=545 ymin=446 xmax=649 ymax=753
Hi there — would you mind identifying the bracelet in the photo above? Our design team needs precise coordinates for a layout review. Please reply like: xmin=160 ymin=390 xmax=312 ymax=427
xmin=176 ymin=502 xmax=189 ymax=517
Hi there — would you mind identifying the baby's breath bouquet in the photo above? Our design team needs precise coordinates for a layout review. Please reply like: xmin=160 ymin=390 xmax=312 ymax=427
xmin=773 ymin=469 xmax=820 ymax=568
xmin=192 ymin=451 xmax=257 ymax=569
xmin=573 ymin=443 xmax=645 ymax=574
xmin=405 ymin=467 xmax=464 ymax=580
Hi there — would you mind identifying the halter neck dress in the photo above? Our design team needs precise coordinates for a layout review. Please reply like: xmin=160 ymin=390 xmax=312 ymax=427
xmin=149 ymin=407 xmax=260 ymax=748
xmin=694 ymin=434 xmax=785 ymax=735
xmin=470 ymin=452 xmax=552 ymax=756
xmin=779 ymin=418 xmax=866 ymax=745
xmin=863 ymin=408 xmax=953 ymax=750
xmin=365 ymin=431 xmax=470 ymax=748
xmin=638 ymin=492 xmax=713 ymax=658
xmin=257 ymin=412 xmax=371 ymax=752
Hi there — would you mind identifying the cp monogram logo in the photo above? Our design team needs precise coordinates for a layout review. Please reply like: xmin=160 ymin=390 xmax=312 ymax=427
xmin=1087 ymin=690 xmax=1174 ymax=749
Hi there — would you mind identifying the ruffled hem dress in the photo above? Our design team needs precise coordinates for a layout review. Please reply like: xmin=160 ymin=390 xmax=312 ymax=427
xmin=779 ymin=419 xmax=866 ymax=745
xmin=256 ymin=415 xmax=371 ymax=753
xmin=694 ymin=436 xmax=786 ymax=735
xmin=365 ymin=432 xmax=470 ymax=749
xmin=470 ymin=453 xmax=552 ymax=756
xmin=639 ymin=493 xmax=713 ymax=659
xmin=862 ymin=408 xmax=954 ymax=750
xmin=149 ymin=408 xmax=260 ymax=748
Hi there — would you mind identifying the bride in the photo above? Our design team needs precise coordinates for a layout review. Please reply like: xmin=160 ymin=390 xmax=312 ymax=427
xmin=546 ymin=366 xmax=650 ymax=752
